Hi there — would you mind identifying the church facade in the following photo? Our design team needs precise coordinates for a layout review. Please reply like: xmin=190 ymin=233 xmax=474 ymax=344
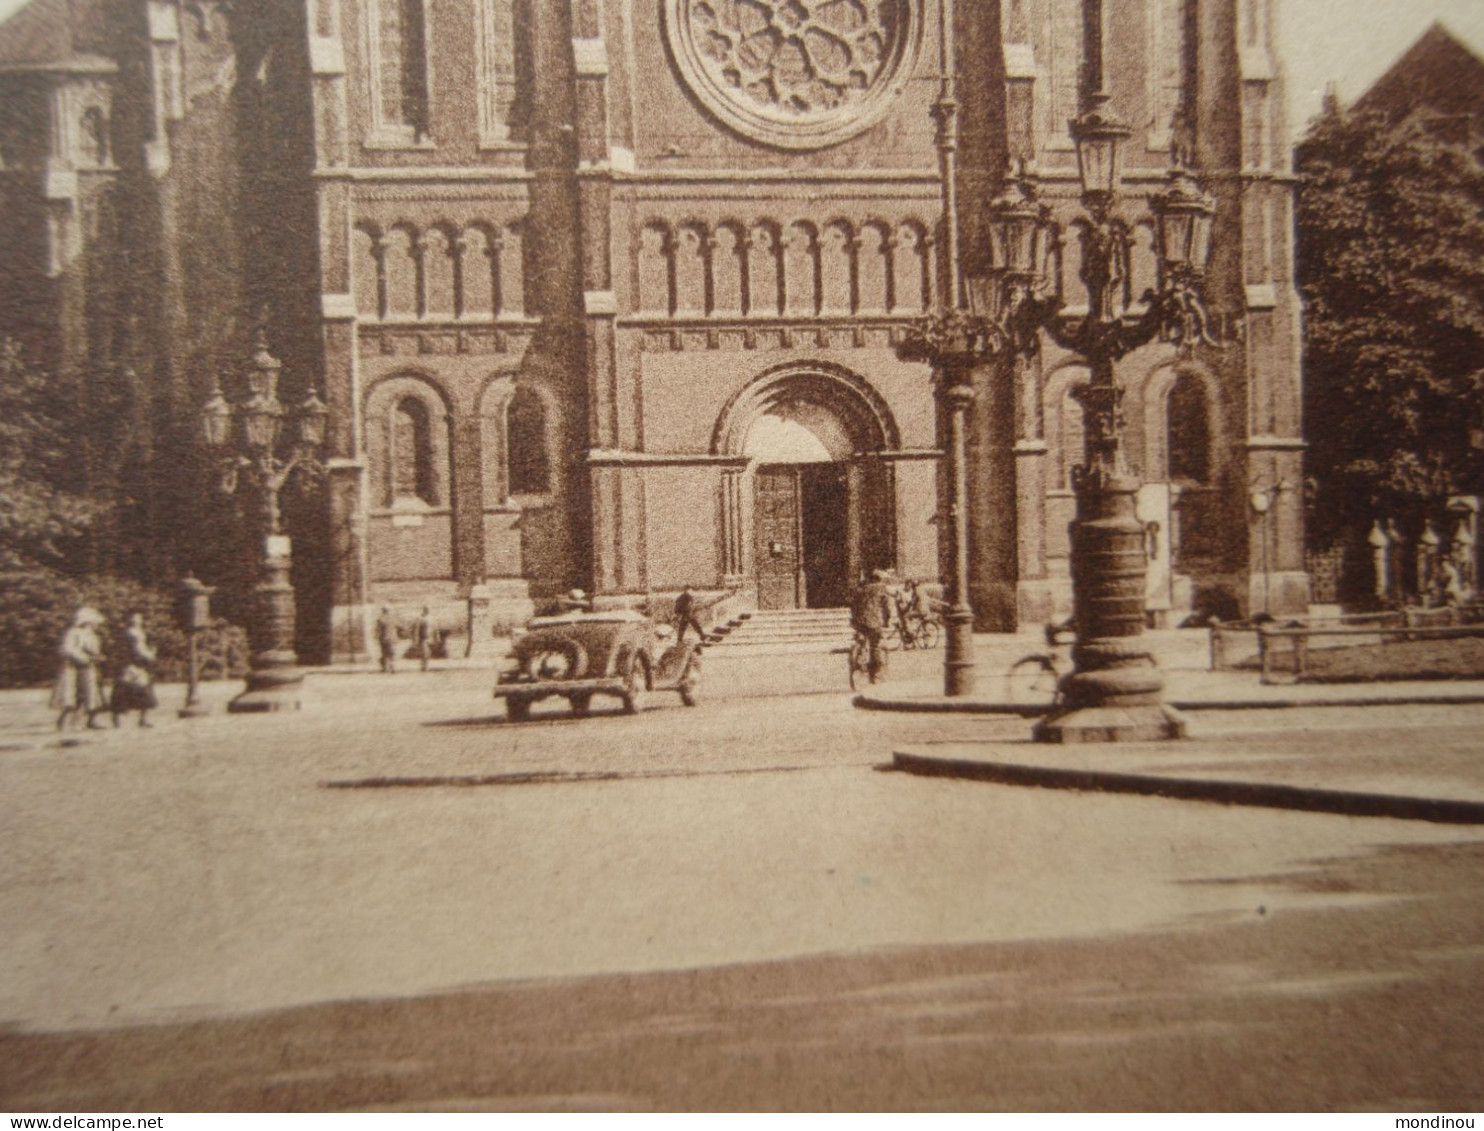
xmin=0 ymin=0 xmax=1308 ymax=660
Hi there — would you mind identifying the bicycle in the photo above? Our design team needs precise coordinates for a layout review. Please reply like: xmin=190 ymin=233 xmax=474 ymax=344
xmin=883 ymin=585 xmax=943 ymax=652
xmin=883 ymin=609 xmax=939 ymax=651
xmin=1004 ymin=619 xmax=1075 ymax=704
xmin=847 ymin=628 xmax=888 ymax=690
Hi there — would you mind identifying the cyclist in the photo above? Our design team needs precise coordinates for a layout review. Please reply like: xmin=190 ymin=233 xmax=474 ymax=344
xmin=851 ymin=569 xmax=894 ymax=683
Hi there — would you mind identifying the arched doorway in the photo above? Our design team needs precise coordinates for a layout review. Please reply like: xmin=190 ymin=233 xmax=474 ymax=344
xmin=715 ymin=365 xmax=899 ymax=610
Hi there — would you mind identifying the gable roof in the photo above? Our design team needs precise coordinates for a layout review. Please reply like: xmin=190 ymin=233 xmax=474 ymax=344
xmin=1353 ymin=23 xmax=1484 ymax=131
xmin=0 ymin=0 xmax=116 ymax=72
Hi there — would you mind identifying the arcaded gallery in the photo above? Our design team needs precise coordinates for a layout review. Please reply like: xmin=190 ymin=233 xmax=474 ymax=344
xmin=0 ymin=0 xmax=1308 ymax=660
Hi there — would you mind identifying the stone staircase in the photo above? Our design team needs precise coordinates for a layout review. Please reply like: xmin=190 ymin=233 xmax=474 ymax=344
xmin=702 ymin=608 xmax=854 ymax=654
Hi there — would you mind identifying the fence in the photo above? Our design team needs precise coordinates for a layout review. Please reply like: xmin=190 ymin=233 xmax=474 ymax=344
xmin=1209 ymin=604 xmax=1484 ymax=683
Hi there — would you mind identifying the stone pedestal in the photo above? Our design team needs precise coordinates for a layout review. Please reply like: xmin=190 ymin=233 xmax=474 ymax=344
xmin=466 ymin=583 xmax=496 ymax=658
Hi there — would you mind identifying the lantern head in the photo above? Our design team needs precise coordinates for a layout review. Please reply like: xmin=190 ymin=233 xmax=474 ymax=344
xmin=987 ymin=168 xmax=1051 ymax=281
xmin=239 ymin=390 xmax=282 ymax=452
xmin=296 ymin=387 xmax=329 ymax=450
xmin=1069 ymin=93 xmax=1131 ymax=215
xmin=200 ymin=381 xmax=232 ymax=448
xmin=1152 ymin=163 xmax=1216 ymax=278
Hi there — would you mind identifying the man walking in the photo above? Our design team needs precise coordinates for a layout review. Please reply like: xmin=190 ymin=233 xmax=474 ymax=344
xmin=413 ymin=606 xmax=435 ymax=672
xmin=376 ymin=606 xmax=398 ymax=674
xmin=673 ymin=587 xmax=707 ymax=644
xmin=850 ymin=570 xmax=893 ymax=683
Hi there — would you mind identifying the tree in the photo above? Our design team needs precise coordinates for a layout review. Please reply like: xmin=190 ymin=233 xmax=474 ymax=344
xmin=1296 ymin=101 xmax=1484 ymax=548
xmin=0 ymin=339 xmax=108 ymax=571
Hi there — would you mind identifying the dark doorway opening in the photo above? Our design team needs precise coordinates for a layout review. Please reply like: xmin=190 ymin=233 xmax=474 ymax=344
xmin=800 ymin=464 xmax=848 ymax=608
xmin=754 ymin=463 xmax=850 ymax=610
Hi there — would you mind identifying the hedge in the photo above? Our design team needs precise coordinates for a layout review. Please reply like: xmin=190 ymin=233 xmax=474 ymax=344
xmin=0 ymin=569 xmax=248 ymax=688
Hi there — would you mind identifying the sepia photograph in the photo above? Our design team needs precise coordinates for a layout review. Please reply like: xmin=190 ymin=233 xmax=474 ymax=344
xmin=0 ymin=0 xmax=1482 ymax=1114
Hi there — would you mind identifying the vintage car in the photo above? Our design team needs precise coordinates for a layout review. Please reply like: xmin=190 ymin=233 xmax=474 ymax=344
xmin=493 ymin=609 xmax=702 ymax=720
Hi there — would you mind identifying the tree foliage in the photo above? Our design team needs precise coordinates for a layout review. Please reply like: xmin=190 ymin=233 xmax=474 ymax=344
xmin=0 ymin=339 xmax=107 ymax=571
xmin=1296 ymin=103 xmax=1484 ymax=544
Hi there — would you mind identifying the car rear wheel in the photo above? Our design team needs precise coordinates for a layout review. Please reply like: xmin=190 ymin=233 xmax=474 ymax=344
xmin=621 ymin=653 xmax=647 ymax=715
xmin=506 ymin=695 xmax=532 ymax=722
xmin=569 ymin=692 xmax=592 ymax=716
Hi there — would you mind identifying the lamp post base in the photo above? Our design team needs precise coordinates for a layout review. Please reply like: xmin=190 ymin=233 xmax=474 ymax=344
xmin=1034 ymin=465 xmax=1187 ymax=744
xmin=228 ymin=664 xmax=306 ymax=713
xmin=942 ymin=605 xmax=977 ymax=697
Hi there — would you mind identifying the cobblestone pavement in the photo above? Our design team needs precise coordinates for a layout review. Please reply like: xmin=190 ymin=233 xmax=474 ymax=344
xmin=3 ymin=652 xmax=1483 ymax=1108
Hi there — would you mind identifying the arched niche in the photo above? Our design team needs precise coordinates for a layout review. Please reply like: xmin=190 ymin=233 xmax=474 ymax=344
xmin=364 ymin=372 xmax=452 ymax=509
xmin=712 ymin=222 xmax=747 ymax=317
xmin=891 ymin=221 xmax=929 ymax=314
xmin=820 ymin=220 xmax=854 ymax=315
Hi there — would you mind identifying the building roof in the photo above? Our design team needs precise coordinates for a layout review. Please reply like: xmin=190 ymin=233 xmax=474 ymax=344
xmin=1352 ymin=23 xmax=1484 ymax=133
xmin=0 ymin=0 xmax=115 ymax=72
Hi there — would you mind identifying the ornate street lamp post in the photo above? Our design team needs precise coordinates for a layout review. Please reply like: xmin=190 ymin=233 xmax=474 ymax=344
xmin=898 ymin=311 xmax=994 ymax=697
xmin=980 ymin=94 xmax=1224 ymax=742
xmin=200 ymin=331 xmax=328 ymax=713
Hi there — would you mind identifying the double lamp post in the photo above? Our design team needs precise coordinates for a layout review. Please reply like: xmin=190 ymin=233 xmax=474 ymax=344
xmin=199 ymin=331 xmax=328 ymax=713
xmin=904 ymin=93 xmax=1224 ymax=742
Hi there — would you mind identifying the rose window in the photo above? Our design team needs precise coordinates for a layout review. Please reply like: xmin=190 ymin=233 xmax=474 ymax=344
xmin=666 ymin=0 xmax=919 ymax=149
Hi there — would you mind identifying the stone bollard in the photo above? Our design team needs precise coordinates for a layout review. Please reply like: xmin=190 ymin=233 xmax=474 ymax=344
xmin=1369 ymin=521 xmax=1391 ymax=602
xmin=466 ymin=584 xmax=494 ymax=659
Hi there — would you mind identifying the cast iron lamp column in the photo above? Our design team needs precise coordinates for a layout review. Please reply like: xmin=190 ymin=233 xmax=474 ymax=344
xmin=200 ymin=331 xmax=328 ymax=713
xmin=983 ymin=96 xmax=1221 ymax=742
xmin=896 ymin=311 xmax=1000 ymax=697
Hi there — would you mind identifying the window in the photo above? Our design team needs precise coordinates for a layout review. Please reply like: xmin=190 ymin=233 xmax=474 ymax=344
xmin=506 ymin=386 xmax=548 ymax=496
xmin=391 ymin=396 xmax=436 ymax=503
xmin=475 ymin=0 xmax=524 ymax=145
xmin=370 ymin=0 xmax=430 ymax=142
xmin=1167 ymin=376 xmax=1210 ymax=484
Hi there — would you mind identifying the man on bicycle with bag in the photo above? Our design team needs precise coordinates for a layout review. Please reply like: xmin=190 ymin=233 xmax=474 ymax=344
xmin=851 ymin=569 xmax=894 ymax=684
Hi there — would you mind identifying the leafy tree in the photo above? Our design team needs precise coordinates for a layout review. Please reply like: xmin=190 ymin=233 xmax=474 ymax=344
xmin=0 ymin=339 xmax=108 ymax=571
xmin=1296 ymin=100 xmax=1484 ymax=547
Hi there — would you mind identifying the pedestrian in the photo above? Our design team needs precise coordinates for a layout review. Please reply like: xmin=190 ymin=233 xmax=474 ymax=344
xmin=413 ymin=605 xmax=435 ymax=672
xmin=673 ymin=586 xmax=707 ymax=644
xmin=376 ymin=606 xmax=398 ymax=673
xmin=109 ymin=610 xmax=159 ymax=728
xmin=850 ymin=569 xmax=893 ymax=683
xmin=51 ymin=606 xmax=106 ymax=731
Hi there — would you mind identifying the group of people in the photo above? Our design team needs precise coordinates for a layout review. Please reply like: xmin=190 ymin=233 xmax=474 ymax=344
xmin=51 ymin=607 xmax=159 ymax=731
xmin=375 ymin=606 xmax=439 ymax=674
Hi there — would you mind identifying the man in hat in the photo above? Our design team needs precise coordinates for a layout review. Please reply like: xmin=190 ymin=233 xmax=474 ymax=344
xmin=850 ymin=570 xmax=894 ymax=683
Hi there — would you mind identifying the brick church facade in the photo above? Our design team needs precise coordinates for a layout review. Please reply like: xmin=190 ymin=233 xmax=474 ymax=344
xmin=0 ymin=0 xmax=1308 ymax=660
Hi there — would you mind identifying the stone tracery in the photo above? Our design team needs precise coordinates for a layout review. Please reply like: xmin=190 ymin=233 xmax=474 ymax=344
xmin=690 ymin=0 xmax=899 ymax=116
xmin=667 ymin=0 xmax=918 ymax=148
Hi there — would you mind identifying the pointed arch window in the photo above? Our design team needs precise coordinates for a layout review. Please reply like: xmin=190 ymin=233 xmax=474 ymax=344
xmin=368 ymin=0 xmax=431 ymax=144
xmin=391 ymin=396 xmax=437 ymax=504
xmin=506 ymin=386 xmax=549 ymax=497
xmin=1167 ymin=375 xmax=1211 ymax=484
